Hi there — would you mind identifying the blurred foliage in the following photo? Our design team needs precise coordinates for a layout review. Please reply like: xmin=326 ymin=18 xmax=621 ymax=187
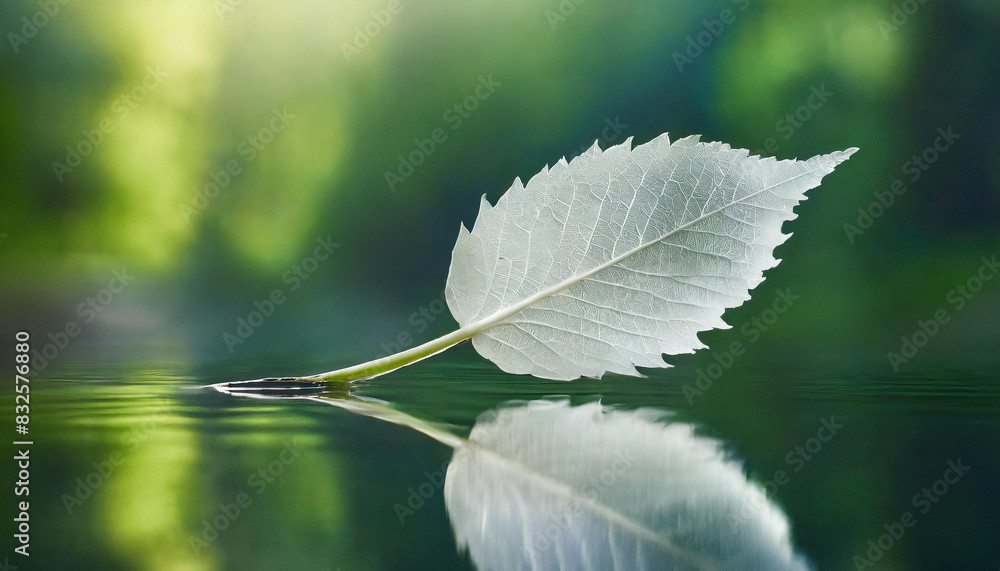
xmin=1 ymin=0 xmax=998 ymax=357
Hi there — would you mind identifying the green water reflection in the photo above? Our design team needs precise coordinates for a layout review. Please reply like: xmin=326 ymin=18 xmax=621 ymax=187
xmin=13 ymin=345 xmax=999 ymax=570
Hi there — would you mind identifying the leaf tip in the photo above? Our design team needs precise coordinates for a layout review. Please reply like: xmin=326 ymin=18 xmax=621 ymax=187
xmin=652 ymin=132 xmax=671 ymax=147
xmin=828 ymin=147 xmax=859 ymax=165
xmin=476 ymin=194 xmax=492 ymax=222
xmin=674 ymin=134 xmax=702 ymax=147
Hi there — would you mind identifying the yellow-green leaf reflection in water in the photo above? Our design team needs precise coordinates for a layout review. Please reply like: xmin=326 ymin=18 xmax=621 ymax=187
xmin=57 ymin=368 xmax=353 ymax=571
xmin=100 ymin=422 xmax=212 ymax=571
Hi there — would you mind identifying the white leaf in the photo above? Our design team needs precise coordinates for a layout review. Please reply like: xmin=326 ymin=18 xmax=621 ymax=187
xmin=445 ymin=399 xmax=811 ymax=571
xmin=445 ymin=135 xmax=856 ymax=379
xmin=227 ymin=133 xmax=856 ymax=384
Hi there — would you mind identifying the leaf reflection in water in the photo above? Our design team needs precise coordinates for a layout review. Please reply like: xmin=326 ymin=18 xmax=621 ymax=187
xmin=209 ymin=381 xmax=810 ymax=570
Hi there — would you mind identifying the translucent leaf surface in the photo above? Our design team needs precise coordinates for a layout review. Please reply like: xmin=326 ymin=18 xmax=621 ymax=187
xmin=446 ymin=135 xmax=856 ymax=379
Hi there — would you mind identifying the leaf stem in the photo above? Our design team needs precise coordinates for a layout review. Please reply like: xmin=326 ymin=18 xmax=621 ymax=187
xmin=319 ymin=396 xmax=467 ymax=448
xmin=305 ymin=327 xmax=474 ymax=382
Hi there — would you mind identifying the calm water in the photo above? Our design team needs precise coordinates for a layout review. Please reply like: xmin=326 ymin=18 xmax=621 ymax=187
xmin=9 ymin=343 xmax=999 ymax=570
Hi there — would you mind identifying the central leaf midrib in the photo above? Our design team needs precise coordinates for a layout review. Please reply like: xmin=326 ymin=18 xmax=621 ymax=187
xmin=468 ymin=441 xmax=717 ymax=570
xmin=463 ymin=166 xmax=819 ymax=337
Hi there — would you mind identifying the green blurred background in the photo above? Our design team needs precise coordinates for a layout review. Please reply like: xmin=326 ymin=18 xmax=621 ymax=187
xmin=1 ymin=1 xmax=999 ymax=570
xmin=2 ymin=0 xmax=997 ymax=364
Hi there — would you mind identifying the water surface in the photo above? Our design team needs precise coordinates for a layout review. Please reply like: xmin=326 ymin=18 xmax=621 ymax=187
xmin=13 ymin=343 xmax=1000 ymax=570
